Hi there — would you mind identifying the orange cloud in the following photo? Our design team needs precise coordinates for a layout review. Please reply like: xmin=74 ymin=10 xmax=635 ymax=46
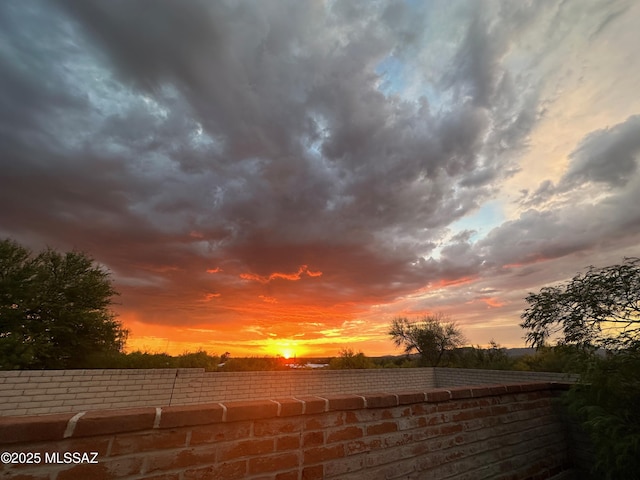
xmin=206 ymin=267 xmax=222 ymax=274
xmin=240 ymin=265 xmax=323 ymax=283
xmin=203 ymin=292 xmax=221 ymax=301
xmin=479 ymin=297 xmax=506 ymax=308
xmin=434 ymin=276 xmax=476 ymax=288
xmin=258 ymin=295 xmax=278 ymax=304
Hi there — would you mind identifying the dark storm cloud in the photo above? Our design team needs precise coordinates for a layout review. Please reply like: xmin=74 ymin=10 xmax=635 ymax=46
xmin=466 ymin=115 xmax=640 ymax=272
xmin=562 ymin=115 xmax=640 ymax=188
xmin=1 ymin=0 xmax=614 ymax=333
xmin=520 ymin=114 xmax=640 ymax=211
xmin=478 ymin=171 xmax=640 ymax=272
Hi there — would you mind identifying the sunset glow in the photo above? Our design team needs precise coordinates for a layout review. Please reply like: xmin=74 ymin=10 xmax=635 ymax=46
xmin=282 ymin=350 xmax=294 ymax=360
xmin=2 ymin=1 xmax=640 ymax=358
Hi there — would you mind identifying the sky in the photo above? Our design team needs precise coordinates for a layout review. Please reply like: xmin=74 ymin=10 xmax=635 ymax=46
xmin=1 ymin=0 xmax=639 ymax=358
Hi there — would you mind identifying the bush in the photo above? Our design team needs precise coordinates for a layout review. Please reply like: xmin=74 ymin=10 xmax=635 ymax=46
xmin=564 ymin=347 xmax=640 ymax=479
xmin=218 ymin=356 xmax=288 ymax=371
xmin=329 ymin=348 xmax=376 ymax=369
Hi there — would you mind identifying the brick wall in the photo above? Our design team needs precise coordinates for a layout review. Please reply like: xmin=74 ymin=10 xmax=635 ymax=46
xmin=195 ymin=369 xmax=437 ymax=404
xmin=0 ymin=369 xmax=437 ymax=417
xmin=0 ymin=368 xmax=577 ymax=417
xmin=434 ymin=368 xmax=579 ymax=388
xmin=0 ymin=382 xmax=573 ymax=480
xmin=0 ymin=369 xmax=201 ymax=416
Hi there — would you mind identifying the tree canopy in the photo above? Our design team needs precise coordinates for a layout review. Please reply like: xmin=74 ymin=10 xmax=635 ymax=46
xmin=0 ymin=238 xmax=127 ymax=369
xmin=389 ymin=314 xmax=465 ymax=366
xmin=520 ymin=257 xmax=640 ymax=350
xmin=328 ymin=348 xmax=375 ymax=369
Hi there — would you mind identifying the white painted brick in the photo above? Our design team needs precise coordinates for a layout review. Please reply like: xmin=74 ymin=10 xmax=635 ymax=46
xmin=54 ymin=394 xmax=77 ymax=401
xmin=7 ymin=409 xmax=28 ymax=416
xmin=47 ymin=405 xmax=74 ymax=414
xmin=0 ymin=389 xmax=24 ymax=397
xmin=2 ymin=377 xmax=30 ymax=384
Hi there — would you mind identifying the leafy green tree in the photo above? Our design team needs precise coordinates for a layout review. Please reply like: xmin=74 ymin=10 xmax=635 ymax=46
xmin=329 ymin=348 xmax=375 ymax=369
xmin=521 ymin=257 xmax=640 ymax=349
xmin=455 ymin=341 xmax=515 ymax=370
xmin=175 ymin=350 xmax=221 ymax=370
xmin=0 ymin=238 xmax=127 ymax=369
xmin=564 ymin=345 xmax=640 ymax=479
xmin=389 ymin=314 xmax=465 ymax=366
xmin=512 ymin=344 xmax=590 ymax=374
xmin=0 ymin=239 xmax=36 ymax=367
xmin=520 ymin=259 xmax=640 ymax=478
xmin=218 ymin=356 xmax=288 ymax=371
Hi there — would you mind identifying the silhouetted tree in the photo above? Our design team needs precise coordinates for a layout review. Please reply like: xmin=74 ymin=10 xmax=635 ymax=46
xmin=389 ymin=314 xmax=465 ymax=366
xmin=0 ymin=238 xmax=127 ymax=369
xmin=329 ymin=348 xmax=375 ymax=369
xmin=520 ymin=258 xmax=640 ymax=478
xmin=521 ymin=257 xmax=640 ymax=349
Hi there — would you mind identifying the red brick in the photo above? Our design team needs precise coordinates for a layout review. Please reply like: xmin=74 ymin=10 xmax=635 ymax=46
xmin=218 ymin=438 xmax=274 ymax=461
xmin=439 ymin=423 xmax=463 ymax=435
xmin=369 ymin=460 xmax=417 ymax=479
xmin=56 ymin=456 xmax=143 ymax=480
xmin=396 ymin=415 xmax=427 ymax=431
xmin=452 ymin=408 xmax=490 ymax=422
xmin=469 ymin=386 xmax=495 ymax=397
xmin=505 ymin=384 xmax=523 ymax=393
xmin=302 ymin=464 xmax=323 ymax=480
xmin=110 ymin=429 xmax=188 ymax=455
xmin=183 ymin=460 xmax=246 ymax=480
xmin=425 ymin=390 xmax=451 ymax=402
xmin=254 ymin=417 xmax=303 ymax=436
xmin=295 ymin=396 xmax=327 ymax=414
xmin=141 ymin=474 xmax=181 ymax=480
xmin=248 ymin=452 xmax=299 ymax=474
xmin=72 ymin=408 xmax=156 ymax=437
xmin=223 ymin=400 xmax=279 ymax=423
xmin=8 ymin=437 xmax=111 ymax=459
xmin=324 ymin=455 xmax=365 ymax=477
xmin=159 ymin=403 xmax=224 ymax=428
xmin=0 ymin=413 xmax=73 ymax=444
xmin=520 ymin=382 xmax=549 ymax=392
xmin=344 ymin=437 xmax=383 ymax=455
xmin=273 ymin=398 xmax=304 ymax=417
xmin=144 ymin=446 xmax=216 ymax=473
xmin=325 ymin=395 xmax=365 ymax=411
xmin=55 ymin=437 xmax=111 ymax=457
xmin=397 ymin=391 xmax=426 ymax=404
xmin=362 ymin=393 xmax=398 ymax=408
xmin=489 ymin=385 xmax=508 ymax=395
xmin=277 ymin=434 xmax=301 ymax=451
xmin=364 ymin=445 xmax=405 ymax=467
xmin=189 ymin=421 xmax=251 ymax=444
xmin=366 ymin=421 xmax=398 ymax=436
xmin=0 ymin=473 xmax=51 ymax=480
xmin=491 ymin=405 xmax=510 ymax=415
xmin=304 ymin=413 xmax=343 ymax=430
xmin=326 ymin=425 xmax=363 ymax=443
xmin=344 ymin=411 xmax=359 ymax=424
xmin=302 ymin=431 xmax=324 ymax=447
xmin=382 ymin=431 xmax=417 ymax=448
xmin=449 ymin=387 xmax=473 ymax=399
xmin=303 ymin=444 xmax=344 ymax=464
xmin=275 ymin=471 xmax=299 ymax=480
xmin=411 ymin=403 xmax=437 ymax=416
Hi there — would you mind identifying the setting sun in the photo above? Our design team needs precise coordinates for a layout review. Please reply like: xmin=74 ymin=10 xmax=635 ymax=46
xmin=282 ymin=349 xmax=294 ymax=360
